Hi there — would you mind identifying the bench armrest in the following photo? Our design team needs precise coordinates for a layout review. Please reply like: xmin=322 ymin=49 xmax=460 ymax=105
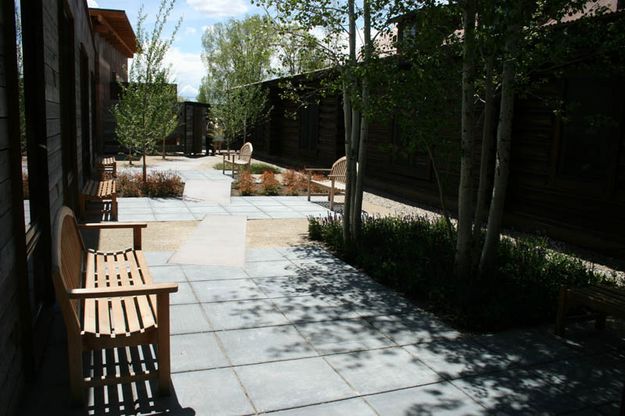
xmin=79 ymin=223 xmax=147 ymax=250
xmin=68 ymin=282 xmax=179 ymax=299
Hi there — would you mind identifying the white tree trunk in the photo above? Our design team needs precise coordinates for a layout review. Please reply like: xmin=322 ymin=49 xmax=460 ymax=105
xmin=479 ymin=28 xmax=519 ymax=273
xmin=454 ymin=0 xmax=477 ymax=280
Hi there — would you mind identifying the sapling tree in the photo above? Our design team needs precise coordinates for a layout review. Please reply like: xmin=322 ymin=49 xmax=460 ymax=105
xmin=112 ymin=0 xmax=180 ymax=180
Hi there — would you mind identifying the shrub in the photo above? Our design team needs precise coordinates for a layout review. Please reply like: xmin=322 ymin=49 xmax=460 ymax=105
xmin=308 ymin=215 xmax=614 ymax=332
xmin=260 ymin=171 xmax=280 ymax=196
xmin=117 ymin=170 xmax=184 ymax=198
xmin=282 ymin=169 xmax=307 ymax=195
xmin=236 ymin=170 xmax=255 ymax=196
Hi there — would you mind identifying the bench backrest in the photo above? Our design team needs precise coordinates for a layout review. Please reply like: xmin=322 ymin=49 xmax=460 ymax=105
xmin=238 ymin=142 xmax=253 ymax=163
xmin=52 ymin=206 xmax=86 ymax=335
xmin=330 ymin=156 xmax=347 ymax=183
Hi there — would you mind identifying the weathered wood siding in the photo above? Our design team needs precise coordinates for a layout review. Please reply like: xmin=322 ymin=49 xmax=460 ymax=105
xmin=253 ymin=71 xmax=625 ymax=257
xmin=95 ymin=33 xmax=129 ymax=153
xmin=0 ymin=1 xmax=30 ymax=413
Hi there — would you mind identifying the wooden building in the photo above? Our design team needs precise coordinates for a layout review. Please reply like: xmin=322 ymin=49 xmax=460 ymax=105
xmin=249 ymin=19 xmax=625 ymax=259
xmin=0 ymin=1 xmax=136 ymax=413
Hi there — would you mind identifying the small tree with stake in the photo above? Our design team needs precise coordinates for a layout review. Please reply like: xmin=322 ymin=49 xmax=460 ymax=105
xmin=112 ymin=0 xmax=180 ymax=181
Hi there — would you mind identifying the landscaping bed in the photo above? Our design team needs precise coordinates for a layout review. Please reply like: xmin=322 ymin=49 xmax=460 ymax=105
xmin=309 ymin=215 xmax=619 ymax=332
xmin=231 ymin=169 xmax=326 ymax=197
xmin=117 ymin=170 xmax=185 ymax=198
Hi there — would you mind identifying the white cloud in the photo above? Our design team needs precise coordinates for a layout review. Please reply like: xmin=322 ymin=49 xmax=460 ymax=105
xmin=87 ymin=0 xmax=99 ymax=7
xmin=164 ymin=47 xmax=204 ymax=100
xmin=184 ymin=27 xmax=197 ymax=35
xmin=186 ymin=0 xmax=248 ymax=17
xmin=179 ymin=84 xmax=199 ymax=99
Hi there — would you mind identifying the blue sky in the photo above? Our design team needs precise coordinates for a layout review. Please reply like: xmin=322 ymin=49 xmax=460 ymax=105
xmin=87 ymin=0 xmax=264 ymax=100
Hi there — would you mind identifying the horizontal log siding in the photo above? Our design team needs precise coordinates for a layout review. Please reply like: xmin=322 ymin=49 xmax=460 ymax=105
xmin=0 ymin=1 xmax=27 ymax=414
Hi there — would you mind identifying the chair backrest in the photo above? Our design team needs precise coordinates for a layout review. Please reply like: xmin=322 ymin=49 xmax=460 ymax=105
xmin=239 ymin=142 xmax=253 ymax=163
xmin=52 ymin=206 xmax=86 ymax=334
xmin=330 ymin=156 xmax=347 ymax=183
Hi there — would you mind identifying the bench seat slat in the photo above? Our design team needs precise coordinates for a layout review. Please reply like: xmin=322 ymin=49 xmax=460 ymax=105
xmin=93 ymin=252 xmax=112 ymax=336
xmin=83 ymin=254 xmax=97 ymax=335
xmin=126 ymin=251 xmax=156 ymax=330
xmin=113 ymin=252 xmax=142 ymax=335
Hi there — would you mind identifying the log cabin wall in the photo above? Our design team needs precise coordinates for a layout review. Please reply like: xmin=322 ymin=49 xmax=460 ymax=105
xmin=251 ymin=70 xmax=625 ymax=258
xmin=0 ymin=0 xmax=31 ymax=413
xmin=90 ymin=9 xmax=135 ymax=154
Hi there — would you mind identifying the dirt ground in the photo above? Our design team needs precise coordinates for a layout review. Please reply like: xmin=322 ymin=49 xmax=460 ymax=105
xmin=246 ymin=219 xmax=310 ymax=248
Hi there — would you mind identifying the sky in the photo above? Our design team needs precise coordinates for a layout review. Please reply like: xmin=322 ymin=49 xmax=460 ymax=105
xmin=87 ymin=0 xmax=265 ymax=100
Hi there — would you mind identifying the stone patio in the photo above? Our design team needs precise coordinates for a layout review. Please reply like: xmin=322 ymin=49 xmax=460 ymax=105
xmin=19 ymin=161 xmax=625 ymax=415
xmin=21 ymin=241 xmax=625 ymax=415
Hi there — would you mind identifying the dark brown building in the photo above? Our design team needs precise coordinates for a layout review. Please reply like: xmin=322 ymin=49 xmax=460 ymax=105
xmin=249 ymin=24 xmax=625 ymax=259
xmin=0 ymin=1 xmax=136 ymax=413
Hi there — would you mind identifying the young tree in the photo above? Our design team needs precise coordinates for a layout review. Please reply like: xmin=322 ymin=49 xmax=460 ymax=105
xmin=199 ymin=16 xmax=275 ymax=149
xmin=112 ymin=0 xmax=180 ymax=180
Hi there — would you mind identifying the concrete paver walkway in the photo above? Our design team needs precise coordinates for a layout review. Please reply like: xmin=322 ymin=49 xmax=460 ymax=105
xmin=19 ymin=157 xmax=625 ymax=416
xmin=22 ymin=244 xmax=625 ymax=416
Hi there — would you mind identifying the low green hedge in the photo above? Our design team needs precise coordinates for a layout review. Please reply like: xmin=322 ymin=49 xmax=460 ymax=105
xmin=309 ymin=215 xmax=615 ymax=332
xmin=214 ymin=162 xmax=281 ymax=174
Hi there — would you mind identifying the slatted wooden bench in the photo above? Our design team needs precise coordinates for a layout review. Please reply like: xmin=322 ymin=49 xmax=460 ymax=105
xmin=79 ymin=179 xmax=117 ymax=220
xmin=306 ymin=156 xmax=347 ymax=210
xmin=223 ymin=142 xmax=253 ymax=176
xmin=555 ymin=285 xmax=625 ymax=336
xmin=95 ymin=155 xmax=117 ymax=179
xmin=52 ymin=206 xmax=178 ymax=404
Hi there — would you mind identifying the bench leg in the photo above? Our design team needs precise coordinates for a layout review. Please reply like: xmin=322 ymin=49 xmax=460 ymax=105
xmin=67 ymin=339 xmax=85 ymax=405
xmin=79 ymin=195 xmax=86 ymax=219
xmin=555 ymin=287 xmax=569 ymax=336
xmin=329 ymin=180 xmax=335 ymax=211
xmin=307 ymin=173 xmax=311 ymax=202
xmin=157 ymin=294 xmax=171 ymax=396
xmin=111 ymin=194 xmax=118 ymax=221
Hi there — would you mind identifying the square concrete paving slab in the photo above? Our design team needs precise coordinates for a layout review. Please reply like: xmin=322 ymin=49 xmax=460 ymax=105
xmin=337 ymin=289 xmax=415 ymax=318
xmin=171 ymin=332 xmax=229 ymax=373
xmin=365 ymin=381 xmax=487 ymax=416
xmin=170 ymin=303 xmax=211 ymax=335
xmin=245 ymin=260 xmax=300 ymax=278
xmin=296 ymin=318 xmax=395 ymax=354
xmin=271 ymin=295 xmax=360 ymax=323
xmin=451 ymin=367 xmax=585 ymax=415
xmin=171 ymin=368 xmax=255 ymax=416
xmin=148 ymin=265 xmax=187 ymax=283
xmin=473 ymin=327 xmax=579 ymax=367
xmin=270 ymin=398 xmax=378 ymax=416
xmin=226 ymin=205 xmax=263 ymax=214
xmin=235 ymin=357 xmax=355 ymax=413
xmin=202 ymin=299 xmax=290 ymax=330
xmin=278 ymin=246 xmax=335 ymax=261
xmin=326 ymin=347 xmax=441 ymax=395
xmin=170 ymin=216 xmax=246 ymax=267
xmin=144 ymin=251 xmax=173 ymax=266
xmin=535 ymin=353 xmax=625 ymax=406
xmin=154 ymin=213 xmax=196 ymax=221
xmin=248 ymin=199 xmax=286 ymax=207
xmin=182 ymin=264 xmax=248 ymax=281
xmin=187 ymin=206 xmax=229 ymax=214
xmin=254 ymin=275 xmax=320 ymax=298
xmin=170 ymin=282 xmax=198 ymax=305
xmin=217 ymin=325 xmax=318 ymax=366
xmin=245 ymin=213 xmax=272 ymax=219
xmin=153 ymin=207 xmax=192 ymax=214
xmin=367 ymin=313 xmax=462 ymax=345
xmin=246 ymin=247 xmax=286 ymax=262
xmin=191 ymin=279 xmax=266 ymax=303
xmin=403 ymin=337 xmax=513 ymax=380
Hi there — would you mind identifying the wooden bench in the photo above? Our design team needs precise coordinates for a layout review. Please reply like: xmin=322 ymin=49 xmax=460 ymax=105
xmin=555 ymin=285 xmax=625 ymax=336
xmin=79 ymin=179 xmax=117 ymax=220
xmin=95 ymin=155 xmax=117 ymax=179
xmin=306 ymin=156 xmax=347 ymax=210
xmin=223 ymin=142 xmax=253 ymax=176
xmin=52 ymin=206 xmax=178 ymax=404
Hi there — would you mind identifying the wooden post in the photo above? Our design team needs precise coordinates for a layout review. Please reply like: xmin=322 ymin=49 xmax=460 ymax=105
xmin=156 ymin=293 xmax=171 ymax=396
xmin=555 ymin=287 xmax=569 ymax=336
